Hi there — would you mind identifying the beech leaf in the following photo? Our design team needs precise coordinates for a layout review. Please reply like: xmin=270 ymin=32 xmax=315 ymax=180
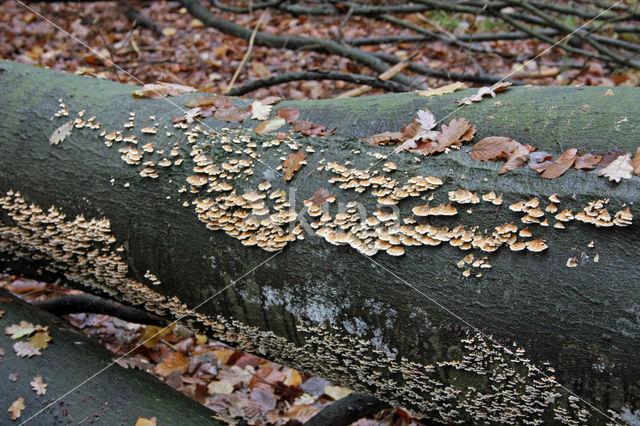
xmin=184 ymin=94 xmax=234 ymax=108
xmin=282 ymin=151 xmax=306 ymax=182
xmin=541 ymin=148 xmax=577 ymax=179
xmin=418 ymin=82 xmax=468 ymax=97
xmin=598 ymin=152 xmax=633 ymax=182
xmin=498 ymin=144 xmax=530 ymax=174
xmin=214 ymin=106 xmax=251 ymax=123
xmin=254 ymin=117 xmax=286 ymax=135
xmin=276 ymin=108 xmax=300 ymax=123
xmin=574 ymin=153 xmax=602 ymax=170
xmin=470 ymin=137 xmax=522 ymax=161
xmin=361 ymin=131 xmax=404 ymax=146
xmin=528 ymin=151 xmax=555 ymax=172
xmin=132 ymin=82 xmax=197 ymax=98
xmin=632 ymin=147 xmax=640 ymax=176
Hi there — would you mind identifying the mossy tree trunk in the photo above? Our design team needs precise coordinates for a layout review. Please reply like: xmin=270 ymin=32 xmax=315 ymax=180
xmin=0 ymin=60 xmax=639 ymax=424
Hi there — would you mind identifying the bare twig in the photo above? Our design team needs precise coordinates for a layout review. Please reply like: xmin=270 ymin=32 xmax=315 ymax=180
xmin=223 ymin=11 xmax=266 ymax=94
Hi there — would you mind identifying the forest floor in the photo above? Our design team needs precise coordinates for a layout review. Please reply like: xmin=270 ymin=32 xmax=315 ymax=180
xmin=1 ymin=0 xmax=639 ymax=424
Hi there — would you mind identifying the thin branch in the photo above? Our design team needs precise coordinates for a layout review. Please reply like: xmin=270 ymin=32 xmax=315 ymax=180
xmin=225 ymin=70 xmax=410 ymax=96
xmin=32 ymin=294 xmax=168 ymax=326
xmin=178 ymin=0 xmax=421 ymax=89
xmin=224 ymin=12 xmax=266 ymax=94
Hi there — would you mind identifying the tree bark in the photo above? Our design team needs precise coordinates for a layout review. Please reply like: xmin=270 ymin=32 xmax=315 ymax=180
xmin=0 ymin=288 xmax=221 ymax=425
xmin=0 ymin=60 xmax=639 ymax=424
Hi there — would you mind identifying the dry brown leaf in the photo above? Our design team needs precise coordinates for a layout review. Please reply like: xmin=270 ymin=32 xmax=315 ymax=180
xmin=361 ymin=131 xmax=404 ymax=146
xmin=8 ymin=397 xmax=25 ymax=421
xmin=254 ymin=117 xmax=286 ymax=135
xmin=470 ymin=137 xmax=522 ymax=161
xmin=250 ymin=100 xmax=272 ymax=120
xmin=324 ymin=385 xmax=353 ymax=400
xmin=574 ymin=153 xmax=602 ymax=170
xmin=132 ymin=82 xmax=197 ymax=98
xmin=283 ymin=369 xmax=302 ymax=387
xmin=30 ymin=375 xmax=47 ymax=395
xmin=291 ymin=120 xmax=314 ymax=132
xmin=283 ymin=404 xmax=320 ymax=423
xmin=457 ymin=81 xmax=512 ymax=105
xmin=184 ymin=94 xmax=234 ymax=108
xmin=283 ymin=151 xmax=306 ymax=182
xmin=401 ymin=119 xmax=422 ymax=139
xmin=632 ymin=147 xmax=640 ymax=176
xmin=154 ymin=352 xmax=189 ymax=377
xmin=49 ymin=121 xmax=73 ymax=146
xmin=276 ymin=108 xmax=300 ymax=123
xmin=213 ymin=348 xmax=235 ymax=364
xmin=598 ymin=152 xmax=633 ymax=182
xmin=260 ymin=96 xmax=282 ymax=105
xmin=541 ymin=148 xmax=577 ymax=179
xmin=394 ymin=108 xmax=439 ymax=153
xmin=418 ymin=82 xmax=468 ymax=97
xmin=499 ymin=144 xmax=530 ymax=174
xmin=528 ymin=151 xmax=554 ymax=172
xmin=426 ymin=118 xmax=475 ymax=154
xmin=310 ymin=188 xmax=332 ymax=206
xmin=214 ymin=106 xmax=251 ymax=123
xmin=599 ymin=151 xmax=624 ymax=168
xmin=13 ymin=341 xmax=40 ymax=357
xmin=29 ymin=332 xmax=51 ymax=350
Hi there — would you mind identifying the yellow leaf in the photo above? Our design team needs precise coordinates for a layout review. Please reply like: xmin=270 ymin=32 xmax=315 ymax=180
xmin=418 ymin=82 xmax=468 ymax=97
xmin=29 ymin=332 xmax=52 ymax=350
xmin=141 ymin=325 xmax=174 ymax=348
xmin=135 ymin=417 xmax=157 ymax=426
xmin=213 ymin=349 xmax=235 ymax=365
xmin=323 ymin=385 xmax=353 ymax=401
xmin=195 ymin=334 xmax=208 ymax=345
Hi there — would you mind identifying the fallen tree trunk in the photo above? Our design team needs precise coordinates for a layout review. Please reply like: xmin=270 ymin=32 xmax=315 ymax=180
xmin=0 ymin=288 xmax=221 ymax=425
xmin=0 ymin=60 xmax=639 ymax=424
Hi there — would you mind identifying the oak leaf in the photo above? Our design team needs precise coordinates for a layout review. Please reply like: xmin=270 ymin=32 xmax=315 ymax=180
xmin=282 ymin=151 xmax=306 ymax=181
xmin=5 ymin=321 xmax=36 ymax=339
xmin=30 ymin=375 xmax=47 ymax=395
xmin=49 ymin=121 xmax=73 ymax=146
xmin=418 ymin=82 xmax=468 ymax=97
xmin=470 ymin=137 xmax=522 ymax=161
xmin=598 ymin=152 xmax=633 ymax=182
xmin=425 ymin=118 xmax=475 ymax=154
xmin=574 ymin=153 xmax=602 ymax=170
xmin=29 ymin=332 xmax=52 ymax=350
xmin=154 ymin=352 xmax=189 ymax=377
xmin=310 ymin=188 xmax=332 ymax=206
xmin=499 ymin=144 xmax=530 ymax=174
xmin=8 ymin=397 xmax=25 ymax=421
xmin=132 ymin=82 xmax=197 ymax=98
xmin=541 ymin=148 xmax=577 ymax=179
xmin=250 ymin=100 xmax=272 ymax=120
xmin=13 ymin=341 xmax=41 ymax=357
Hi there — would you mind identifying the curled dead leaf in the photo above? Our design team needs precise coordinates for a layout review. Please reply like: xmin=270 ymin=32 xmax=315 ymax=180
xmin=457 ymin=81 xmax=512 ymax=105
xmin=470 ymin=137 xmax=521 ymax=161
xmin=499 ymin=144 xmax=530 ymax=174
xmin=541 ymin=148 xmax=577 ymax=179
xmin=276 ymin=108 xmax=300 ymax=123
xmin=254 ymin=117 xmax=286 ymax=135
xmin=283 ymin=151 xmax=306 ymax=182
xmin=598 ymin=152 xmax=633 ymax=182
xmin=574 ymin=153 xmax=602 ymax=170
xmin=361 ymin=131 xmax=404 ymax=146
